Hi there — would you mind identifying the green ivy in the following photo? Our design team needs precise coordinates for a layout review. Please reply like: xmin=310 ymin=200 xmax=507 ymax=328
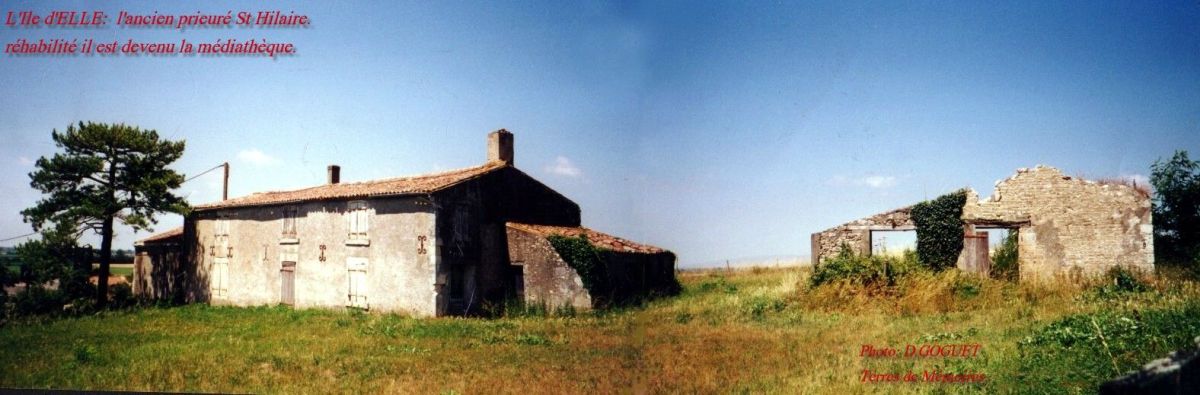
xmin=911 ymin=190 xmax=967 ymax=271
xmin=546 ymin=235 xmax=610 ymax=302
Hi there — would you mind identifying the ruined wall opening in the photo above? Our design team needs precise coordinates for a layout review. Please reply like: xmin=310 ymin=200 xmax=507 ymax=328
xmin=870 ymin=230 xmax=917 ymax=257
xmin=978 ymin=226 xmax=1019 ymax=280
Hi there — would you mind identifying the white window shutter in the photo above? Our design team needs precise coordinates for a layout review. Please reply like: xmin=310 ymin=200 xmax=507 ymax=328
xmin=360 ymin=209 xmax=369 ymax=234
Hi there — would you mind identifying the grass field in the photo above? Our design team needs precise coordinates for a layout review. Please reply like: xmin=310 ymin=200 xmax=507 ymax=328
xmin=1 ymin=267 xmax=1198 ymax=394
xmin=4 ymin=263 xmax=134 ymax=277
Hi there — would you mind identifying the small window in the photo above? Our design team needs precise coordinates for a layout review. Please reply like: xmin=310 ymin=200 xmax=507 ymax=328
xmin=347 ymin=201 xmax=369 ymax=240
xmin=282 ymin=208 xmax=298 ymax=237
xmin=214 ymin=216 xmax=230 ymax=237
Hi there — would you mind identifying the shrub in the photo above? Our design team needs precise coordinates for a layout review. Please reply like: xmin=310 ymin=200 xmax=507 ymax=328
xmin=694 ymin=276 xmax=738 ymax=295
xmin=911 ymin=190 xmax=968 ymax=270
xmin=1096 ymin=266 xmax=1151 ymax=295
xmin=810 ymin=244 xmax=925 ymax=287
xmin=109 ymin=283 xmax=135 ymax=309
xmin=12 ymin=286 xmax=67 ymax=316
xmin=744 ymin=295 xmax=786 ymax=321
xmin=991 ymin=230 xmax=1019 ymax=281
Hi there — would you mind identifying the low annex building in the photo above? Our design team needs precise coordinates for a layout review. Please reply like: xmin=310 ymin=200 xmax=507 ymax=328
xmin=133 ymin=130 xmax=678 ymax=316
xmin=811 ymin=165 xmax=1154 ymax=280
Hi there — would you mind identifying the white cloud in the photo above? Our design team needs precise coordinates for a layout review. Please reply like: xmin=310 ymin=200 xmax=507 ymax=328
xmin=545 ymin=156 xmax=582 ymax=178
xmin=861 ymin=175 xmax=897 ymax=189
xmin=17 ymin=156 xmax=34 ymax=166
xmin=828 ymin=174 xmax=898 ymax=189
xmin=237 ymin=149 xmax=279 ymax=166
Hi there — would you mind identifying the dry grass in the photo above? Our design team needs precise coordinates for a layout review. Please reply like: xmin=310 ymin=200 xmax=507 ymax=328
xmin=1092 ymin=176 xmax=1152 ymax=198
xmin=1 ymin=267 xmax=1198 ymax=394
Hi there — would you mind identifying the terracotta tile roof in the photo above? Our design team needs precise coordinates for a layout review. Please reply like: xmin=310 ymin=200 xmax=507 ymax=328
xmin=507 ymin=222 xmax=667 ymax=254
xmin=135 ymin=226 xmax=183 ymax=245
xmin=195 ymin=163 xmax=506 ymax=210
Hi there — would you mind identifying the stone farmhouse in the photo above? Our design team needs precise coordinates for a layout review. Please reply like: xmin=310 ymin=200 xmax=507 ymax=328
xmin=133 ymin=130 xmax=678 ymax=316
xmin=811 ymin=166 xmax=1154 ymax=280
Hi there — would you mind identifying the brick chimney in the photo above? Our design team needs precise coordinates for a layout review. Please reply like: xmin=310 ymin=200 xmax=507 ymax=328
xmin=327 ymin=165 xmax=341 ymax=185
xmin=487 ymin=129 xmax=514 ymax=166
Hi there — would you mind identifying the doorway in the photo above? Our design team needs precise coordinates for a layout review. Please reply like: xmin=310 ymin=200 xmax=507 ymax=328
xmin=281 ymin=261 xmax=296 ymax=306
xmin=981 ymin=227 xmax=1019 ymax=280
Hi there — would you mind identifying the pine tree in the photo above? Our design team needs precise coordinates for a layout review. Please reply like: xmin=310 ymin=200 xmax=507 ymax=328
xmin=21 ymin=122 xmax=187 ymax=307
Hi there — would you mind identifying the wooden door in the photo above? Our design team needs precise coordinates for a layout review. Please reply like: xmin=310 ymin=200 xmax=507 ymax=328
xmin=962 ymin=232 xmax=990 ymax=276
xmin=281 ymin=261 xmax=296 ymax=306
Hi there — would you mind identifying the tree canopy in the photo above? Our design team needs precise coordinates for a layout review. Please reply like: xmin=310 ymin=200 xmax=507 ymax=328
xmin=21 ymin=122 xmax=188 ymax=306
xmin=1150 ymin=150 xmax=1200 ymax=265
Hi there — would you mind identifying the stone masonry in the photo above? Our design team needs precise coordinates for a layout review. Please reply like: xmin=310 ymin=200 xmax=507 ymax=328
xmin=962 ymin=165 xmax=1154 ymax=279
xmin=811 ymin=206 xmax=914 ymax=265
xmin=812 ymin=165 xmax=1154 ymax=280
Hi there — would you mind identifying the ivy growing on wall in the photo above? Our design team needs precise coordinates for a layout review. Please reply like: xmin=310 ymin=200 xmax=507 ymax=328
xmin=546 ymin=235 xmax=610 ymax=302
xmin=911 ymin=190 xmax=968 ymax=270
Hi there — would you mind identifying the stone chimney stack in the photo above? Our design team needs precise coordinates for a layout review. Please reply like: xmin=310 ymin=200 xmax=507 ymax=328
xmin=487 ymin=129 xmax=514 ymax=166
xmin=327 ymin=165 xmax=341 ymax=185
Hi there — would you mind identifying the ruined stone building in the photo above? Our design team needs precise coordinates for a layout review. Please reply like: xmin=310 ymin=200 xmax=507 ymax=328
xmin=133 ymin=130 xmax=678 ymax=316
xmin=811 ymin=166 xmax=1154 ymax=280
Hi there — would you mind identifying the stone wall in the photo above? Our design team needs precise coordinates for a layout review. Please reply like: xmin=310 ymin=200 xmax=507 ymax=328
xmin=505 ymin=224 xmax=679 ymax=310
xmin=811 ymin=207 xmax=914 ymax=264
xmin=180 ymin=196 xmax=440 ymax=316
xmin=505 ymin=226 xmax=593 ymax=310
xmin=962 ymin=165 xmax=1154 ymax=279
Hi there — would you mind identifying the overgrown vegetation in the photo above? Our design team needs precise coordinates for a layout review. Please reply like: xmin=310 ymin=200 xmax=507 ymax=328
xmin=2 ymin=267 xmax=1197 ymax=393
xmin=911 ymin=190 xmax=968 ymax=270
xmin=546 ymin=235 xmax=611 ymax=304
xmin=991 ymin=230 xmax=1019 ymax=281
xmin=544 ymin=234 xmax=680 ymax=308
xmin=1015 ymin=302 xmax=1200 ymax=393
xmin=1151 ymin=150 xmax=1200 ymax=269
xmin=809 ymin=243 xmax=924 ymax=287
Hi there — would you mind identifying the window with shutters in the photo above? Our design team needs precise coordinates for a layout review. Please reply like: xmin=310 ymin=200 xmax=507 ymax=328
xmin=282 ymin=207 xmax=297 ymax=238
xmin=346 ymin=257 xmax=368 ymax=309
xmin=214 ymin=216 xmax=230 ymax=237
xmin=347 ymin=201 xmax=369 ymax=242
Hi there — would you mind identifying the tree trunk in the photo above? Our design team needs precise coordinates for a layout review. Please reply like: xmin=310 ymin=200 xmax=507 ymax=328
xmin=97 ymin=215 xmax=113 ymax=308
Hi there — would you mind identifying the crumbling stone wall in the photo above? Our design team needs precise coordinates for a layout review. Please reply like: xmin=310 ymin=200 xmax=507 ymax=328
xmin=811 ymin=207 xmax=914 ymax=264
xmin=962 ymin=165 xmax=1154 ymax=279
xmin=505 ymin=225 xmax=678 ymax=310
xmin=505 ymin=226 xmax=593 ymax=310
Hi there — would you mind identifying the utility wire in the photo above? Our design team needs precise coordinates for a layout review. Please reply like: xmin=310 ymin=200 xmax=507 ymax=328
xmin=3 ymin=163 xmax=225 ymax=244
xmin=184 ymin=163 xmax=226 ymax=183
xmin=0 ymin=232 xmax=36 ymax=242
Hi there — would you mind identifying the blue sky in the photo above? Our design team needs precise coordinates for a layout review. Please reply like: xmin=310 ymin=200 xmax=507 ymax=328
xmin=1 ymin=1 xmax=1197 ymax=267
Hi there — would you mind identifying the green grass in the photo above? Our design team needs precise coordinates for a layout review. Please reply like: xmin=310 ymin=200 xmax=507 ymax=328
xmin=95 ymin=264 xmax=134 ymax=277
xmin=3 ymin=263 xmax=133 ymax=277
xmin=1 ymin=267 xmax=1198 ymax=393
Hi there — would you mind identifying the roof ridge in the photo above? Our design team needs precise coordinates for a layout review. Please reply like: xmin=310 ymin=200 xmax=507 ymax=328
xmin=195 ymin=162 xmax=507 ymax=210
xmin=506 ymin=222 xmax=667 ymax=254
